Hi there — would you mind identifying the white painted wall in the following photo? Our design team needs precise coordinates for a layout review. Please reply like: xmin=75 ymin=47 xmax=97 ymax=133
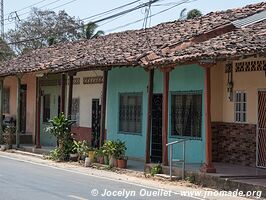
xmin=67 ymin=70 xmax=103 ymax=128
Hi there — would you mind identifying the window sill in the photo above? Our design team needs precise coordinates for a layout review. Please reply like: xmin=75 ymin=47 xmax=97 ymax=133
xmin=169 ymin=135 xmax=202 ymax=141
xmin=117 ymin=131 xmax=142 ymax=136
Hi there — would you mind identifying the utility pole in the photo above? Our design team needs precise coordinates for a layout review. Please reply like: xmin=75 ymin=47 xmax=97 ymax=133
xmin=0 ymin=0 xmax=4 ymax=39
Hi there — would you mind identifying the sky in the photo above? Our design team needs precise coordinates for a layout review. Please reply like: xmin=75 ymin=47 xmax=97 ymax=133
xmin=3 ymin=0 xmax=263 ymax=34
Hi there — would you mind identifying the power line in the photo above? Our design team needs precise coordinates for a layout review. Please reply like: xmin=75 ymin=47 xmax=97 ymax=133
xmin=5 ymin=0 xmax=138 ymax=28
xmin=4 ymin=0 xmax=64 ymax=23
xmin=92 ymin=0 xmax=161 ymax=24
xmin=105 ymin=0 xmax=192 ymax=33
xmin=6 ymin=0 xmax=161 ymax=45
xmin=5 ymin=0 xmax=47 ymax=16
xmin=50 ymin=0 xmax=77 ymax=10
xmin=82 ymin=0 xmax=141 ymax=22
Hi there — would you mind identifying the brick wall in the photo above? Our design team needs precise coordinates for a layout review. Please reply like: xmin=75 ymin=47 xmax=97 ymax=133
xmin=212 ymin=122 xmax=256 ymax=167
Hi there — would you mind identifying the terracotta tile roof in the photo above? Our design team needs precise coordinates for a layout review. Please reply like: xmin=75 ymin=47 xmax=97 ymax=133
xmin=0 ymin=2 xmax=265 ymax=76
xmin=146 ymin=20 xmax=266 ymax=66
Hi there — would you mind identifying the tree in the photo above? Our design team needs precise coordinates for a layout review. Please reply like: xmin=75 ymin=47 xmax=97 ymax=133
xmin=5 ymin=8 xmax=84 ymax=54
xmin=0 ymin=38 xmax=14 ymax=61
xmin=186 ymin=9 xmax=202 ymax=19
xmin=83 ymin=22 xmax=104 ymax=39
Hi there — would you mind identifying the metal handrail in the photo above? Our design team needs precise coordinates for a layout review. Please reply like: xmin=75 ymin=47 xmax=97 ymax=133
xmin=166 ymin=139 xmax=189 ymax=180
xmin=166 ymin=139 xmax=187 ymax=146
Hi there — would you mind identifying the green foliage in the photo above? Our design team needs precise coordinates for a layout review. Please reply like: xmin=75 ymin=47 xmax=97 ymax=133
xmin=185 ymin=175 xmax=196 ymax=183
xmin=102 ymin=140 xmax=116 ymax=156
xmin=95 ymin=146 xmax=105 ymax=157
xmin=83 ymin=22 xmax=104 ymax=39
xmin=49 ymin=147 xmax=63 ymax=161
xmin=186 ymin=9 xmax=202 ymax=19
xmin=72 ymin=140 xmax=89 ymax=160
xmin=115 ymin=140 xmax=127 ymax=159
xmin=102 ymin=140 xmax=127 ymax=159
xmin=46 ymin=113 xmax=75 ymax=140
xmin=3 ymin=125 xmax=15 ymax=148
xmin=5 ymin=8 xmax=84 ymax=54
xmin=46 ymin=113 xmax=75 ymax=161
xmin=0 ymin=38 xmax=14 ymax=62
xmin=150 ymin=163 xmax=162 ymax=176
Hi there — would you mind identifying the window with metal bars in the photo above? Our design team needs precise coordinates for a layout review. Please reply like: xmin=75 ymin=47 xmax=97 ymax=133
xmin=234 ymin=91 xmax=247 ymax=123
xmin=171 ymin=91 xmax=202 ymax=138
xmin=119 ymin=93 xmax=142 ymax=134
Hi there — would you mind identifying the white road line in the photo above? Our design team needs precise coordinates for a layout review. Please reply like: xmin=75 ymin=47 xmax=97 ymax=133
xmin=68 ymin=194 xmax=88 ymax=200
xmin=0 ymin=154 xmax=205 ymax=200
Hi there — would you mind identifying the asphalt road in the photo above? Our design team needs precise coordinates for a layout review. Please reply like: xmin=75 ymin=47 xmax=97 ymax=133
xmin=0 ymin=156 xmax=198 ymax=200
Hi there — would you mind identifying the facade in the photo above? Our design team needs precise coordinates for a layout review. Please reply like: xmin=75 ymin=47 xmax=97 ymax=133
xmin=107 ymin=65 xmax=206 ymax=164
xmin=0 ymin=2 xmax=264 ymax=172
xmin=39 ymin=71 xmax=103 ymax=146
xmin=211 ymin=57 xmax=266 ymax=167
xmin=106 ymin=56 xmax=266 ymax=168
xmin=3 ymin=74 xmax=36 ymax=144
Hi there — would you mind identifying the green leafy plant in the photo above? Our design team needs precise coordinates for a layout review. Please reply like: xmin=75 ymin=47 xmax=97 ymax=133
xmin=46 ymin=113 xmax=75 ymax=161
xmin=102 ymin=140 xmax=117 ymax=156
xmin=3 ymin=125 xmax=15 ymax=149
xmin=72 ymin=140 xmax=89 ymax=160
xmin=151 ymin=163 xmax=162 ymax=176
xmin=185 ymin=175 xmax=196 ymax=184
xmin=49 ymin=148 xmax=63 ymax=161
xmin=115 ymin=140 xmax=127 ymax=159
xmin=102 ymin=140 xmax=127 ymax=159
xmin=95 ymin=147 xmax=105 ymax=157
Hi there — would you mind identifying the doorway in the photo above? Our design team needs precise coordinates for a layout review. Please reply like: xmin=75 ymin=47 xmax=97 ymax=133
xmin=20 ymin=85 xmax=27 ymax=133
xmin=150 ymin=94 xmax=163 ymax=163
xmin=257 ymin=90 xmax=266 ymax=168
xmin=91 ymin=99 xmax=101 ymax=148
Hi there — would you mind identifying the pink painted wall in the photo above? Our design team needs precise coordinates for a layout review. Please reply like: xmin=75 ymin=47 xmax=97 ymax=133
xmin=3 ymin=74 xmax=36 ymax=140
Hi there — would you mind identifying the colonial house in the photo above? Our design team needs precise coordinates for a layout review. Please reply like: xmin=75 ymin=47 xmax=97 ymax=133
xmin=106 ymin=2 xmax=266 ymax=171
xmin=0 ymin=2 xmax=265 ymax=173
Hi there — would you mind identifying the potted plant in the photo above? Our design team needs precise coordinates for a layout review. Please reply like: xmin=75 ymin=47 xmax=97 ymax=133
xmin=69 ymin=142 xmax=78 ymax=162
xmin=87 ymin=147 xmax=96 ymax=162
xmin=102 ymin=140 xmax=117 ymax=167
xmin=95 ymin=147 xmax=105 ymax=164
xmin=3 ymin=125 xmax=15 ymax=150
xmin=46 ymin=113 xmax=75 ymax=161
xmin=0 ymin=134 xmax=5 ymax=151
xmin=115 ymin=140 xmax=127 ymax=169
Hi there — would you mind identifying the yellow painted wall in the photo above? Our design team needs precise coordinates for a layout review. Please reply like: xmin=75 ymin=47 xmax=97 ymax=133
xmin=3 ymin=74 xmax=36 ymax=137
xmin=211 ymin=57 xmax=266 ymax=124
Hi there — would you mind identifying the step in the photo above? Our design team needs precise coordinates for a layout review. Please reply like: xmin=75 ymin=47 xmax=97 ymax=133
xmin=155 ymin=173 xmax=180 ymax=180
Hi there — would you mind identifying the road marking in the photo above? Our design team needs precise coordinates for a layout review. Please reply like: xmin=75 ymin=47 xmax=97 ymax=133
xmin=68 ymin=194 xmax=88 ymax=200
xmin=0 ymin=154 xmax=204 ymax=200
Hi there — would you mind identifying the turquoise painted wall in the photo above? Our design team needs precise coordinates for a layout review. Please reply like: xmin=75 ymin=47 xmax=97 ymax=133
xmin=107 ymin=68 xmax=148 ymax=158
xmin=107 ymin=65 xmax=205 ymax=163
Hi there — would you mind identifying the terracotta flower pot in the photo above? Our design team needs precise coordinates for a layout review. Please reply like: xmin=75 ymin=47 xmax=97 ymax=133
xmin=98 ymin=156 xmax=104 ymax=164
xmin=117 ymin=159 xmax=127 ymax=169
